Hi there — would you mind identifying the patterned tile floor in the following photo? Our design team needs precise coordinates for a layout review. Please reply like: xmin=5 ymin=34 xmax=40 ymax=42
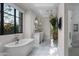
xmin=28 ymin=39 xmax=58 ymax=56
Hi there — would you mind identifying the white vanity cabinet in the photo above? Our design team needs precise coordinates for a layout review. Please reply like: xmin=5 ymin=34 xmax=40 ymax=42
xmin=33 ymin=32 xmax=43 ymax=47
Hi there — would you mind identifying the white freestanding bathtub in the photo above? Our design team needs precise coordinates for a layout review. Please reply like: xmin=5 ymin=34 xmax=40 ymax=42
xmin=4 ymin=39 xmax=34 ymax=56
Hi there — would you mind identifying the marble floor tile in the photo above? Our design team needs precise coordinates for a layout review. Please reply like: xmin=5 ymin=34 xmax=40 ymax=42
xmin=28 ymin=39 xmax=58 ymax=56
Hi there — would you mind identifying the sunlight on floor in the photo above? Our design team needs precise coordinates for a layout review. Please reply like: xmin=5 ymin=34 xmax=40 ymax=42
xmin=49 ymin=48 xmax=57 ymax=55
xmin=49 ymin=39 xmax=58 ymax=56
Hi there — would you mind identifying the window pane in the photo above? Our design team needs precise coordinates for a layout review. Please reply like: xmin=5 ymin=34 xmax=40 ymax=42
xmin=16 ymin=10 xmax=20 ymax=17
xmin=4 ymin=4 xmax=14 ymax=15
xmin=20 ymin=13 xmax=23 ymax=32
xmin=16 ymin=12 xmax=23 ymax=33
xmin=0 ymin=3 xmax=1 ymax=34
xmin=0 ymin=3 xmax=1 ymax=11
xmin=4 ymin=13 xmax=14 ymax=34
xmin=16 ymin=17 xmax=21 ymax=33
xmin=0 ymin=12 xmax=1 ymax=34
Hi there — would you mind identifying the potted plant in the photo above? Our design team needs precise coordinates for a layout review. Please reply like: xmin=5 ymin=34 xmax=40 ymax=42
xmin=50 ymin=17 xmax=58 ymax=40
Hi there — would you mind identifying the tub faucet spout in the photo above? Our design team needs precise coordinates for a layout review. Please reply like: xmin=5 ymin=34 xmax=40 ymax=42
xmin=15 ymin=36 xmax=19 ymax=44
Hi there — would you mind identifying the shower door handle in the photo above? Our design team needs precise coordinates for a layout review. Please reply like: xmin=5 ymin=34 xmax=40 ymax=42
xmin=69 ymin=32 xmax=72 ymax=46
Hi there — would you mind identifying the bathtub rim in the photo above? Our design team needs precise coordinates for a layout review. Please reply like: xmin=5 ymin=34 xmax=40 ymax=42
xmin=4 ymin=39 xmax=34 ymax=48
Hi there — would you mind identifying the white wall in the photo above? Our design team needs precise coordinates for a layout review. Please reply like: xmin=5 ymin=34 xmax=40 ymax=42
xmin=58 ymin=3 xmax=71 ymax=56
xmin=42 ymin=17 xmax=50 ymax=41
xmin=58 ymin=3 xmax=66 ymax=56
xmin=64 ymin=3 xmax=71 ymax=56
xmin=0 ymin=4 xmax=24 ymax=45
xmin=23 ymin=9 xmax=36 ymax=38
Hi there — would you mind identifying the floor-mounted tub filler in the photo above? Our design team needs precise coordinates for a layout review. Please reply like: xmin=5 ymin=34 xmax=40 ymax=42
xmin=4 ymin=39 xmax=34 ymax=56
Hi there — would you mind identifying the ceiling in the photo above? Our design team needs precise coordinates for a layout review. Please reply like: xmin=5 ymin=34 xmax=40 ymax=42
xmin=15 ymin=3 xmax=59 ymax=17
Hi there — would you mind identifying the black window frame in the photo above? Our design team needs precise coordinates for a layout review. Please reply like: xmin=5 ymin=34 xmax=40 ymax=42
xmin=0 ymin=3 xmax=23 ymax=35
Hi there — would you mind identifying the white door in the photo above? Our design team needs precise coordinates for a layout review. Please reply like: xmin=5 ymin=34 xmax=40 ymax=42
xmin=68 ymin=10 xmax=72 ymax=47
